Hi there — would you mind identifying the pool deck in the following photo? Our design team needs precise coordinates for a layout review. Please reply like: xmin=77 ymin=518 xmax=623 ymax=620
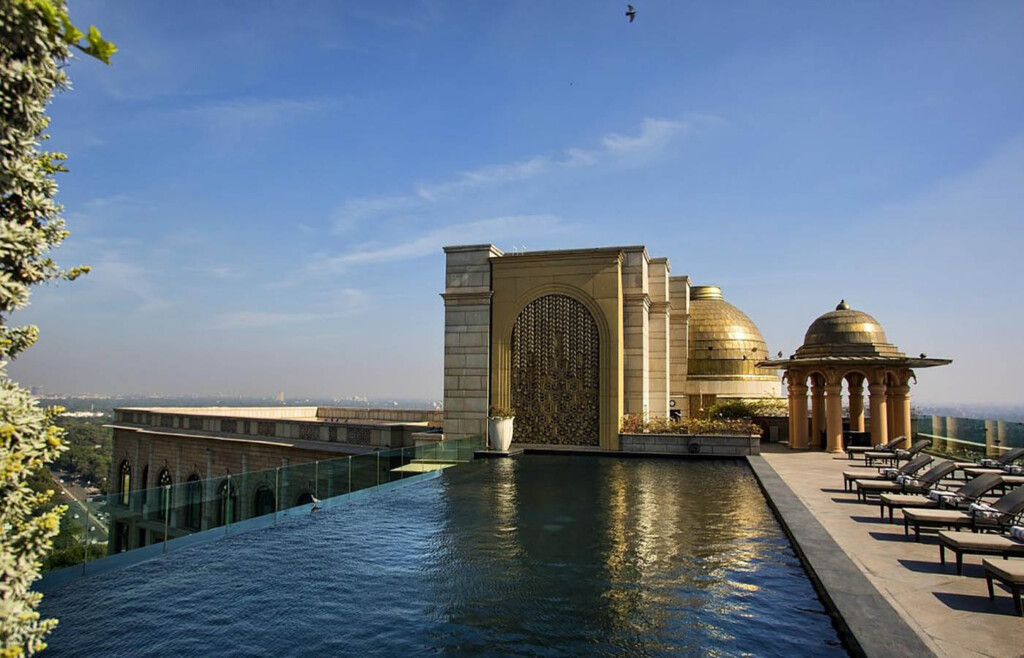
xmin=755 ymin=444 xmax=1022 ymax=658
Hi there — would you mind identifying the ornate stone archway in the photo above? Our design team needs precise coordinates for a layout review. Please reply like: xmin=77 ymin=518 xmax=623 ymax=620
xmin=511 ymin=294 xmax=600 ymax=446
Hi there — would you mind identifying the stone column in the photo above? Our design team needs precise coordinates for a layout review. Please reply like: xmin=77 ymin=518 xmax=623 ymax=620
xmin=825 ymin=383 xmax=844 ymax=453
xmin=668 ymin=276 xmax=690 ymax=417
xmin=441 ymin=244 xmax=502 ymax=442
xmin=890 ymin=385 xmax=911 ymax=443
xmin=886 ymin=392 xmax=897 ymax=442
xmin=847 ymin=375 xmax=865 ymax=432
xmin=647 ymin=257 xmax=671 ymax=418
xmin=810 ymin=376 xmax=825 ymax=449
xmin=789 ymin=380 xmax=809 ymax=449
xmin=868 ymin=383 xmax=888 ymax=446
xmin=621 ymin=247 xmax=650 ymax=416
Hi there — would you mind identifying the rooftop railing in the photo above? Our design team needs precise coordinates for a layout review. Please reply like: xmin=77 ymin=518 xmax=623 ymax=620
xmin=39 ymin=437 xmax=483 ymax=590
xmin=913 ymin=414 xmax=1024 ymax=460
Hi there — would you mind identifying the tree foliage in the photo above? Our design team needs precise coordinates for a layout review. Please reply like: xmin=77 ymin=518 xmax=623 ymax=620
xmin=0 ymin=1 xmax=113 ymax=654
xmin=707 ymin=397 xmax=787 ymax=420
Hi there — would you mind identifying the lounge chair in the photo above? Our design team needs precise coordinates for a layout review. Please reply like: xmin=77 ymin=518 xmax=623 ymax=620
xmin=937 ymin=531 xmax=1024 ymax=576
xmin=902 ymin=487 xmax=1024 ymax=542
xmin=846 ymin=435 xmax=906 ymax=461
xmin=958 ymin=446 xmax=1024 ymax=479
xmin=855 ymin=460 xmax=955 ymax=503
xmin=984 ymin=557 xmax=1024 ymax=616
xmin=877 ymin=472 xmax=1003 ymax=522
xmin=864 ymin=438 xmax=930 ymax=467
xmin=842 ymin=453 xmax=932 ymax=492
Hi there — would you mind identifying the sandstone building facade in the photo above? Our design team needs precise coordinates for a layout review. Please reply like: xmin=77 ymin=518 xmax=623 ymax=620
xmin=442 ymin=245 xmax=781 ymax=450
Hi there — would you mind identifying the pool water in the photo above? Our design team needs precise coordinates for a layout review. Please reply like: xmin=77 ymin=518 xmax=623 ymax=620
xmin=40 ymin=455 xmax=846 ymax=656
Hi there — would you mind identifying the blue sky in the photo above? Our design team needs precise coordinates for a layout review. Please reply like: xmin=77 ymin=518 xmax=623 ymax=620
xmin=10 ymin=0 xmax=1024 ymax=404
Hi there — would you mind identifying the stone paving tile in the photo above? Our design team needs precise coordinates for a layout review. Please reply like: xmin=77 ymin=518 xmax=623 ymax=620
xmin=760 ymin=445 xmax=1023 ymax=658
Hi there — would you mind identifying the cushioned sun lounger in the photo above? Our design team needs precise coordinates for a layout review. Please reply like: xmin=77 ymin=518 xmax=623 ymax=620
xmin=854 ymin=460 xmax=953 ymax=503
xmin=842 ymin=454 xmax=932 ymax=492
xmin=864 ymin=438 xmax=930 ymax=467
xmin=984 ymin=558 xmax=1024 ymax=616
xmin=877 ymin=472 xmax=1003 ymax=522
xmin=954 ymin=447 xmax=1024 ymax=477
xmin=846 ymin=436 xmax=906 ymax=461
xmin=902 ymin=487 xmax=1024 ymax=542
xmin=937 ymin=531 xmax=1024 ymax=575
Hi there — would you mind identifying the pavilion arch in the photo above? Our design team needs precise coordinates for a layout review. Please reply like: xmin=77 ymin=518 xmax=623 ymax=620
xmin=118 ymin=459 xmax=132 ymax=506
xmin=251 ymin=483 xmax=276 ymax=518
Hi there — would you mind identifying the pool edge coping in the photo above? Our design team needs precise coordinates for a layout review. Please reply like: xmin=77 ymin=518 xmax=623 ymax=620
xmin=746 ymin=454 xmax=936 ymax=658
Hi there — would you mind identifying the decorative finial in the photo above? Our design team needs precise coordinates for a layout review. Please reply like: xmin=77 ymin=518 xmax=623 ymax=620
xmin=836 ymin=299 xmax=850 ymax=311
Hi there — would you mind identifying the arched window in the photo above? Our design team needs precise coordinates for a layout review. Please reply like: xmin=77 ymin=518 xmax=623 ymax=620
xmin=155 ymin=469 xmax=173 ymax=521
xmin=119 ymin=460 xmax=132 ymax=506
xmin=216 ymin=479 xmax=239 ymax=526
xmin=185 ymin=474 xmax=203 ymax=530
xmin=253 ymin=485 xmax=275 ymax=518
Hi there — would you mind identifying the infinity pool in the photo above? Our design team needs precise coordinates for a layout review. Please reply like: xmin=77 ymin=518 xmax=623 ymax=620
xmin=40 ymin=455 xmax=845 ymax=656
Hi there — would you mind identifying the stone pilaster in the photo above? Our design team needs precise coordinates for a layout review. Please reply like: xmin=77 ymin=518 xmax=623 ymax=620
xmin=647 ymin=258 xmax=671 ymax=418
xmin=441 ymin=244 xmax=502 ymax=442
xmin=668 ymin=275 xmax=690 ymax=416
xmin=621 ymin=247 xmax=650 ymax=416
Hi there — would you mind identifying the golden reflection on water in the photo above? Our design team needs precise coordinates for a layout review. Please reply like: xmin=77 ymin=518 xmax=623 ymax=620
xmin=598 ymin=460 xmax=775 ymax=635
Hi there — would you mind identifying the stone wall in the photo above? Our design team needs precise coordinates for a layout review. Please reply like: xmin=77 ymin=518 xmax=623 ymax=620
xmin=619 ymin=433 xmax=760 ymax=456
xmin=442 ymin=245 xmax=501 ymax=442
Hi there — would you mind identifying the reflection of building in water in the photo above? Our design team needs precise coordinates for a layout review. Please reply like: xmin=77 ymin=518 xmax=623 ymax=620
xmin=441 ymin=245 xmax=781 ymax=449
xmin=105 ymin=406 xmax=442 ymax=553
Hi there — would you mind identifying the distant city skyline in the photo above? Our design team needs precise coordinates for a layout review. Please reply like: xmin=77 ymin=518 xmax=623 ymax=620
xmin=9 ymin=1 xmax=1024 ymax=405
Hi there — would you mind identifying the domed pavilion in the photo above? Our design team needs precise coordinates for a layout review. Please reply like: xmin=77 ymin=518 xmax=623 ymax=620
xmin=757 ymin=301 xmax=951 ymax=453
xmin=683 ymin=285 xmax=781 ymax=414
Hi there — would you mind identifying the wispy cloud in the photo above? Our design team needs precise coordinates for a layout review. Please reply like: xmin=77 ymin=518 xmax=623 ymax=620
xmin=84 ymin=252 xmax=170 ymax=312
xmin=331 ymin=116 xmax=714 ymax=232
xmin=317 ymin=215 xmax=567 ymax=270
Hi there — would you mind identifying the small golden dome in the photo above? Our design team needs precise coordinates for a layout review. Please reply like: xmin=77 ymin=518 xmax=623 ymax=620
xmin=796 ymin=303 xmax=904 ymax=358
xmin=688 ymin=286 xmax=777 ymax=379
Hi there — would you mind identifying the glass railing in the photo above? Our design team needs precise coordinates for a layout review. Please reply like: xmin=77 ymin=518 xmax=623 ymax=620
xmin=43 ymin=437 xmax=484 ymax=575
xmin=913 ymin=414 xmax=1024 ymax=461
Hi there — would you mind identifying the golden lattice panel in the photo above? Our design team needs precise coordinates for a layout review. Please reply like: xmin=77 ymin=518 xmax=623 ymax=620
xmin=511 ymin=294 xmax=600 ymax=446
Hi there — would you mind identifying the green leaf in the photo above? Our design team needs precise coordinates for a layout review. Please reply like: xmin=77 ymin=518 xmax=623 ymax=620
xmin=85 ymin=26 xmax=117 ymax=65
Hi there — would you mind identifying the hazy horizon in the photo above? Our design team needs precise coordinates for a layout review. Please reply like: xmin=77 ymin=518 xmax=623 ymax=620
xmin=9 ymin=1 xmax=1024 ymax=405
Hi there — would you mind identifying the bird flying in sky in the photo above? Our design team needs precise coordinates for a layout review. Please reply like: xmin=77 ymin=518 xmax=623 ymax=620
xmin=626 ymin=4 xmax=636 ymax=22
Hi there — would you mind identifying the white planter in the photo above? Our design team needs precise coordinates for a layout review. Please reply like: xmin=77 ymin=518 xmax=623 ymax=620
xmin=488 ymin=417 xmax=514 ymax=451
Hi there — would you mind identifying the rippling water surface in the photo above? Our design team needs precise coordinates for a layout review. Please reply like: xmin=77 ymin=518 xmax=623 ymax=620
xmin=41 ymin=456 xmax=846 ymax=656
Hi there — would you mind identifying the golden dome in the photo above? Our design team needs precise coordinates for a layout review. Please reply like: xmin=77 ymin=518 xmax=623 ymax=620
xmin=795 ymin=301 xmax=904 ymax=358
xmin=688 ymin=286 xmax=776 ymax=379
